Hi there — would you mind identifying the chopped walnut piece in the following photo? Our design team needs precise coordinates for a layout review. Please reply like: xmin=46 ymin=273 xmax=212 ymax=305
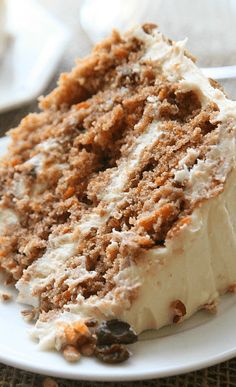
xmin=80 ymin=342 xmax=96 ymax=357
xmin=171 ymin=299 xmax=186 ymax=323
xmin=63 ymin=345 xmax=81 ymax=362
xmin=203 ymin=300 xmax=218 ymax=314
xmin=21 ymin=308 xmax=39 ymax=322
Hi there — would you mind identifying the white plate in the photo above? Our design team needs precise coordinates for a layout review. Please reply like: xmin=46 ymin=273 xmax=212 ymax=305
xmin=0 ymin=0 xmax=70 ymax=113
xmin=1 ymin=136 xmax=236 ymax=381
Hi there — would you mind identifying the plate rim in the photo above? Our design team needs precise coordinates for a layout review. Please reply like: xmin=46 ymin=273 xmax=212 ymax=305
xmin=0 ymin=335 xmax=235 ymax=381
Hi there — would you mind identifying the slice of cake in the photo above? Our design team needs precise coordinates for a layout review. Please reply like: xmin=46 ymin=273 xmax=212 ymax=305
xmin=1 ymin=24 xmax=236 ymax=363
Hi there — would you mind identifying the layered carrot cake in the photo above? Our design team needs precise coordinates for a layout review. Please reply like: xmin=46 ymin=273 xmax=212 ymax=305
xmin=1 ymin=24 xmax=236 ymax=363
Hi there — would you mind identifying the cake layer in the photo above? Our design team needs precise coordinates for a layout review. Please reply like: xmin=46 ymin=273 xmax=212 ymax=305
xmin=121 ymin=168 xmax=236 ymax=333
xmin=0 ymin=24 xmax=236 ymax=359
xmin=28 ymin=167 xmax=236 ymax=349
xmin=0 ymin=26 xmax=223 ymax=282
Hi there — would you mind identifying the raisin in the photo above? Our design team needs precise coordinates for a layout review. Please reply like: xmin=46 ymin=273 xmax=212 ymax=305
xmin=95 ymin=344 xmax=130 ymax=364
xmin=96 ymin=319 xmax=138 ymax=345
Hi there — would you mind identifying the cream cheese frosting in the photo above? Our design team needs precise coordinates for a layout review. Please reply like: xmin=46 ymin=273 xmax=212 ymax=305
xmin=121 ymin=168 xmax=236 ymax=333
xmin=29 ymin=168 xmax=236 ymax=349
xmin=3 ymin=25 xmax=236 ymax=351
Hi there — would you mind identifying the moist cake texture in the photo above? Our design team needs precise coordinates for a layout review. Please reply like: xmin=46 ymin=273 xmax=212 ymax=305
xmin=0 ymin=24 xmax=236 ymax=362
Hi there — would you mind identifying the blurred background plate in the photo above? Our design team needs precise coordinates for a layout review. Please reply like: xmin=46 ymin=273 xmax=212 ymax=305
xmin=0 ymin=0 xmax=70 ymax=113
xmin=80 ymin=0 xmax=236 ymax=68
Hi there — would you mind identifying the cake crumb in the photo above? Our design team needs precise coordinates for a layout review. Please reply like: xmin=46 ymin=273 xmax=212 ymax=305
xmin=204 ymin=300 xmax=218 ymax=314
xmin=0 ymin=292 xmax=12 ymax=302
xmin=80 ymin=342 xmax=96 ymax=357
